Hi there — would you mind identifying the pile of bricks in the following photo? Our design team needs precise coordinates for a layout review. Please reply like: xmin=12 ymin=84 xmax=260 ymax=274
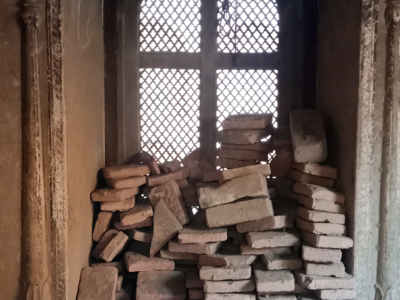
xmin=75 ymin=110 xmax=355 ymax=300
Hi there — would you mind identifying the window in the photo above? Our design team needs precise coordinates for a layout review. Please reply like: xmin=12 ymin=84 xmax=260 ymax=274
xmin=135 ymin=0 xmax=290 ymax=163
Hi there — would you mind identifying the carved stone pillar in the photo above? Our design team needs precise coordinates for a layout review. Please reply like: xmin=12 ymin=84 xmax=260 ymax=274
xmin=20 ymin=1 xmax=51 ymax=299
xmin=376 ymin=1 xmax=400 ymax=299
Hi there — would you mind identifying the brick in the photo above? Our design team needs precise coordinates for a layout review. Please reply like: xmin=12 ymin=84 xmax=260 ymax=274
xmin=295 ymin=217 xmax=346 ymax=236
xmin=186 ymin=270 xmax=202 ymax=288
xmin=169 ymin=240 xmax=222 ymax=255
xmin=298 ymin=196 xmax=345 ymax=214
xmin=289 ymin=170 xmax=334 ymax=188
xmin=93 ymin=211 xmax=113 ymax=242
xmin=314 ymin=289 xmax=356 ymax=300
xmin=176 ymin=178 xmax=189 ymax=188
xmin=124 ymin=252 xmax=174 ymax=272
xmin=136 ymin=271 xmax=186 ymax=300
xmin=270 ymin=146 xmax=293 ymax=178
xmin=222 ymin=113 xmax=273 ymax=130
xmin=301 ymin=231 xmax=353 ymax=249
xmin=254 ymin=264 xmax=295 ymax=293
xmin=199 ymin=253 xmax=257 ymax=267
xmin=218 ymin=164 xmax=271 ymax=184
xmin=148 ymin=181 xmax=190 ymax=225
xmin=146 ymin=167 xmax=190 ymax=187
xmin=91 ymin=261 xmax=125 ymax=274
xmin=116 ymin=275 xmax=123 ymax=292
xmin=302 ymin=245 xmax=342 ymax=263
xmin=221 ymin=141 xmax=274 ymax=153
xmin=182 ymin=149 xmax=216 ymax=179
xmin=159 ymin=160 xmax=181 ymax=173
xmin=305 ymin=262 xmax=346 ymax=278
xmin=200 ymin=265 xmax=251 ymax=281
xmin=272 ymin=126 xmax=292 ymax=148
xmin=114 ymin=217 xmax=153 ymax=230
xmin=100 ymin=197 xmax=136 ymax=212
xmin=292 ymin=163 xmax=338 ymax=179
xmin=206 ymin=198 xmax=274 ymax=228
xmin=126 ymin=227 xmax=153 ymax=243
xmin=217 ymin=126 xmax=273 ymax=145
xmin=295 ymin=272 xmax=355 ymax=290
xmin=293 ymin=182 xmax=345 ymax=203
xmin=159 ymin=249 xmax=199 ymax=260
xmin=203 ymin=170 xmax=221 ymax=182
xmin=100 ymin=231 xmax=129 ymax=262
xmin=203 ymin=279 xmax=255 ymax=293
xmin=297 ymin=207 xmax=345 ymax=224
xmin=150 ymin=200 xmax=183 ymax=257
xmin=92 ymin=229 xmax=119 ymax=259
xmin=199 ymin=173 xmax=269 ymax=208
xmin=189 ymin=289 xmax=203 ymax=300
xmin=259 ymin=296 xmax=296 ymax=300
xmin=261 ymin=253 xmax=303 ymax=270
xmin=108 ymin=176 xmax=146 ymax=189
xmin=129 ymin=151 xmax=160 ymax=175
xmin=240 ymin=243 xmax=291 ymax=256
xmin=178 ymin=226 xmax=227 ymax=244
xmin=246 ymin=231 xmax=300 ymax=249
xmin=181 ymin=185 xmax=197 ymax=198
xmin=215 ymin=157 xmax=258 ymax=169
xmin=184 ymin=196 xmax=199 ymax=207
xmin=290 ymin=109 xmax=327 ymax=163
xmin=217 ymin=148 xmax=270 ymax=161
xmin=91 ymin=187 xmax=138 ymax=202
xmin=236 ymin=215 xmax=293 ymax=233
xmin=119 ymin=199 xmax=153 ymax=226
xmin=103 ymin=164 xmax=150 ymax=179
xmin=205 ymin=294 xmax=256 ymax=300
xmin=76 ymin=267 xmax=118 ymax=300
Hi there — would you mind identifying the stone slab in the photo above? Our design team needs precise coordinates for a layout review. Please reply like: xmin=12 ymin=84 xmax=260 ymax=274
xmin=199 ymin=173 xmax=269 ymax=208
xmin=254 ymin=264 xmax=295 ymax=293
xmin=125 ymin=252 xmax=174 ymax=272
xmin=292 ymin=163 xmax=338 ymax=179
xmin=298 ymin=196 xmax=345 ymax=214
xmin=159 ymin=160 xmax=181 ymax=173
xmin=295 ymin=217 xmax=346 ymax=236
xmin=246 ymin=231 xmax=300 ymax=249
xmin=205 ymin=294 xmax=256 ymax=300
xmin=103 ymin=164 xmax=150 ymax=179
xmin=126 ymin=227 xmax=153 ymax=243
xmin=119 ymin=199 xmax=153 ymax=226
xmin=177 ymin=226 xmax=227 ymax=243
xmin=270 ymin=146 xmax=293 ymax=178
xmin=76 ymin=266 xmax=118 ymax=300
xmin=217 ymin=148 xmax=270 ymax=161
xmin=289 ymin=170 xmax=334 ymax=188
xmin=189 ymin=288 xmax=204 ymax=300
xmin=100 ymin=197 xmax=136 ymax=212
xmin=221 ymin=114 xmax=273 ymax=130
xmin=314 ymin=289 xmax=356 ymax=299
xmin=100 ymin=231 xmax=129 ymax=262
xmin=91 ymin=187 xmax=138 ymax=202
xmin=215 ymin=157 xmax=258 ymax=169
xmin=206 ymin=198 xmax=274 ymax=228
xmin=199 ymin=265 xmax=252 ymax=281
xmin=261 ymin=253 xmax=303 ymax=270
xmin=93 ymin=211 xmax=113 ymax=242
xmin=295 ymin=272 xmax=355 ymax=290
xmin=203 ymin=279 xmax=255 ymax=293
xmin=146 ymin=167 xmax=190 ymax=187
xmin=305 ymin=262 xmax=346 ymax=278
xmin=168 ymin=240 xmax=222 ymax=255
xmin=199 ymin=253 xmax=257 ymax=267
xmin=148 ymin=180 xmax=190 ymax=225
xmin=293 ymin=182 xmax=345 ymax=204
xmin=217 ymin=126 xmax=273 ymax=145
xmin=159 ymin=249 xmax=200 ymax=260
xmin=236 ymin=215 xmax=293 ymax=233
xmin=302 ymin=245 xmax=342 ymax=263
xmin=136 ymin=271 xmax=186 ymax=300
xmin=297 ymin=207 xmax=345 ymax=224
xmin=114 ymin=217 xmax=153 ymax=230
xmin=150 ymin=199 xmax=183 ymax=257
xmin=301 ymin=231 xmax=353 ymax=249
xmin=92 ymin=229 xmax=119 ymax=259
xmin=221 ymin=141 xmax=273 ymax=153
xmin=240 ymin=243 xmax=292 ymax=256
xmin=108 ymin=176 xmax=146 ymax=189
xmin=218 ymin=164 xmax=271 ymax=184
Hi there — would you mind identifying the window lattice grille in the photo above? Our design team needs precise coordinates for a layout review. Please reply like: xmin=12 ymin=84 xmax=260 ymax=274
xmin=217 ymin=0 xmax=279 ymax=53
xmin=140 ymin=69 xmax=200 ymax=163
xmin=140 ymin=0 xmax=201 ymax=52
xmin=216 ymin=70 xmax=278 ymax=130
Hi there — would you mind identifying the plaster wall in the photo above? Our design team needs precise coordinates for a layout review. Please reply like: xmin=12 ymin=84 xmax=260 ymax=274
xmin=63 ymin=0 xmax=105 ymax=298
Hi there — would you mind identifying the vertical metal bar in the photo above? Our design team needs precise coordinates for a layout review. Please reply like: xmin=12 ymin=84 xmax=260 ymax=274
xmin=200 ymin=0 xmax=218 ymax=162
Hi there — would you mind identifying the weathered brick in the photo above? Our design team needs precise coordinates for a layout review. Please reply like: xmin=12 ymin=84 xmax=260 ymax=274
xmin=200 ymin=265 xmax=251 ymax=281
xmin=206 ymin=198 xmax=274 ymax=228
xmin=261 ymin=253 xmax=303 ymax=270
xmin=293 ymin=182 xmax=345 ymax=203
xmin=203 ymin=279 xmax=255 ymax=293
xmin=177 ymin=226 xmax=227 ymax=244
xmin=295 ymin=217 xmax=346 ymax=236
xmin=240 ymin=243 xmax=291 ymax=256
xmin=236 ymin=215 xmax=293 ymax=233
xmin=289 ymin=170 xmax=334 ymax=188
xmin=305 ymin=262 xmax=346 ymax=278
xmin=92 ymin=229 xmax=119 ymax=259
xmin=246 ymin=231 xmax=300 ymax=249
xmin=297 ymin=207 xmax=345 ymax=224
xmin=217 ymin=126 xmax=273 ymax=145
xmin=301 ymin=231 xmax=353 ymax=249
xmin=254 ymin=264 xmax=295 ymax=293
xmin=100 ymin=231 xmax=129 ymax=262
xmin=221 ymin=141 xmax=273 ymax=153
xmin=103 ymin=164 xmax=150 ymax=179
xmin=292 ymin=163 xmax=338 ymax=179
xmin=314 ymin=289 xmax=356 ymax=300
xmin=119 ymin=199 xmax=153 ymax=226
xmin=182 ymin=149 xmax=216 ymax=180
xmin=93 ymin=211 xmax=113 ymax=242
xmin=114 ymin=217 xmax=153 ymax=230
xmin=215 ymin=157 xmax=258 ymax=169
xmin=91 ymin=187 xmax=138 ymax=202
xmin=108 ymin=176 xmax=146 ymax=189
xmin=125 ymin=252 xmax=174 ymax=272
xmin=270 ymin=146 xmax=293 ymax=178
xmin=126 ymin=227 xmax=153 ymax=243
xmin=205 ymin=294 xmax=256 ymax=300
xmin=168 ymin=240 xmax=222 ymax=255
xmin=222 ymin=114 xmax=273 ymax=130
xmin=159 ymin=249 xmax=199 ymax=261
xmin=302 ymin=245 xmax=342 ymax=263
xmin=136 ymin=271 xmax=186 ymax=300
xmin=129 ymin=151 xmax=160 ymax=175
xmin=146 ymin=167 xmax=190 ymax=187
xmin=295 ymin=272 xmax=355 ymax=290
xmin=217 ymin=148 xmax=269 ymax=161
xmin=76 ymin=266 xmax=118 ymax=300
xmin=298 ymin=196 xmax=345 ymax=214
xmin=91 ymin=261 xmax=125 ymax=274
xmin=198 ymin=253 xmax=257 ymax=267
xmin=159 ymin=160 xmax=181 ymax=173
xmin=100 ymin=197 xmax=136 ymax=212
xmin=218 ymin=164 xmax=271 ymax=184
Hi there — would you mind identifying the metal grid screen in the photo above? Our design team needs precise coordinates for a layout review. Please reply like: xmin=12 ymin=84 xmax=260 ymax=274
xmin=217 ymin=70 xmax=278 ymax=130
xmin=217 ymin=0 xmax=279 ymax=53
xmin=140 ymin=0 xmax=201 ymax=52
xmin=140 ymin=69 xmax=200 ymax=163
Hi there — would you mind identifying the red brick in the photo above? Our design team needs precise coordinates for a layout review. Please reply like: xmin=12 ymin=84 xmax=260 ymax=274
xmin=254 ymin=264 xmax=295 ymax=294
xmin=92 ymin=229 xmax=119 ymax=259
xmin=146 ymin=167 xmax=190 ymax=187
xmin=129 ymin=151 xmax=160 ymax=175
xmin=93 ymin=211 xmax=113 ymax=242
xmin=289 ymin=170 xmax=334 ymax=188
xmin=295 ymin=217 xmax=346 ymax=236
xmin=103 ymin=164 xmax=150 ymax=179
xmin=119 ymin=199 xmax=153 ymax=226
xmin=301 ymin=231 xmax=353 ymax=249
xmin=91 ymin=187 xmax=138 ymax=202
xmin=246 ymin=231 xmax=300 ymax=249
xmin=159 ymin=160 xmax=182 ymax=173
xmin=108 ymin=176 xmax=146 ymax=189
xmin=114 ymin=217 xmax=153 ymax=230
xmin=221 ymin=140 xmax=273 ymax=153
xmin=100 ymin=197 xmax=135 ymax=212
xmin=215 ymin=157 xmax=258 ymax=169
xmin=236 ymin=215 xmax=293 ymax=233
xmin=217 ymin=126 xmax=273 ymax=145
xmin=169 ymin=240 xmax=222 ymax=255
xmin=222 ymin=114 xmax=273 ymax=130
xmin=218 ymin=164 xmax=271 ymax=184
xmin=136 ymin=271 xmax=186 ymax=300
xmin=178 ymin=226 xmax=227 ymax=244
xmin=76 ymin=266 xmax=118 ymax=300
xmin=293 ymin=182 xmax=345 ymax=203
xmin=125 ymin=252 xmax=174 ymax=272
xmin=100 ymin=231 xmax=129 ymax=262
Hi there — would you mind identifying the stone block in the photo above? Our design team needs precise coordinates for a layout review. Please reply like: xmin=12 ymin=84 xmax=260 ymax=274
xmin=293 ymin=182 xmax=345 ymax=203
xmin=126 ymin=227 xmax=153 ymax=243
xmin=199 ymin=253 xmax=257 ymax=267
xmin=298 ymin=196 xmax=345 ymax=214
xmin=119 ymin=199 xmax=153 ymax=226
xmin=100 ymin=231 xmax=129 ymax=262
xmin=177 ymin=226 xmax=227 ymax=243
xmin=148 ymin=180 xmax=190 ymax=225
xmin=246 ymin=231 xmax=300 ymax=249
xmin=301 ymin=231 xmax=353 ymax=249
xmin=314 ymin=289 xmax=356 ymax=300
xmin=215 ymin=157 xmax=258 ymax=169
xmin=272 ymin=126 xmax=292 ymax=148
xmin=217 ymin=148 xmax=269 ymax=161
xmin=182 ymin=149 xmax=215 ymax=180
xmin=205 ymin=294 xmax=256 ymax=300
xmin=206 ymin=198 xmax=274 ymax=228
xmin=108 ymin=176 xmax=146 ymax=189
xmin=295 ymin=217 xmax=346 ymax=236
xmin=254 ymin=264 xmax=295 ymax=293
xmin=302 ymin=245 xmax=342 ymax=263
xmin=218 ymin=164 xmax=271 ymax=184
xmin=159 ymin=249 xmax=199 ymax=260
xmin=292 ymin=163 xmax=338 ymax=179
xmin=146 ymin=167 xmax=190 ymax=187
xmin=100 ymin=197 xmax=136 ymax=212
xmin=150 ymin=200 xmax=183 ymax=257
xmin=184 ymin=196 xmax=199 ymax=207
xmin=168 ymin=240 xmax=222 ymax=254
xmin=203 ymin=279 xmax=255 ymax=293
xmin=217 ymin=126 xmax=273 ymax=145
xmin=189 ymin=289 xmax=204 ymax=300
xmin=93 ymin=211 xmax=113 ymax=242
xmin=261 ymin=253 xmax=303 ymax=270
xmin=186 ymin=269 xmax=202 ymax=288
xmin=240 ymin=243 xmax=292 ymax=256
xmin=76 ymin=266 xmax=118 ymax=300
xmin=295 ymin=272 xmax=355 ymax=290
xmin=290 ymin=109 xmax=327 ymax=163
xmin=159 ymin=160 xmax=181 ymax=173
xmin=236 ymin=215 xmax=293 ymax=233
xmin=203 ymin=170 xmax=221 ymax=182
xmin=270 ymin=146 xmax=293 ymax=178
xmin=222 ymin=113 xmax=273 ymax=130
xmin=91 ymin=187 xmax=138 ymax=202
xmin=221 ymin=140 xmax=274 ymax=153
xmin=124 ymin=252 xmax=174 ymax=272
xmin=129 ymin=151 xmax=160 ymax=175
xmin=200 ymin=265 xmax=252 ymax=281
xmin=305 ymin=262 xmax=346 ymax=278
xmin=114 ymin=217 xmax=153 ymax=230
xmin=199 ymin=173 xmax=269 ymax=208
xmin=136 ymin=271 xmax=186 ymax=300
xmin=103 ymin=164 xmax=150 ymax=179
xmin=297 ymin=207 xmax=345 ymax=224
xmin=289 ymin=170 xmax=334 ymax=188
xmin=92 ymin=229 xmax=119 ymax=259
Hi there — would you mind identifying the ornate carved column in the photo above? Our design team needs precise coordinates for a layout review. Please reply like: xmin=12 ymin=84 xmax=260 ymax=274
xmin=376 ymin=1 xmax=400 ymax=299
xmin=20 ymin=1 xmax=51 ymax=299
